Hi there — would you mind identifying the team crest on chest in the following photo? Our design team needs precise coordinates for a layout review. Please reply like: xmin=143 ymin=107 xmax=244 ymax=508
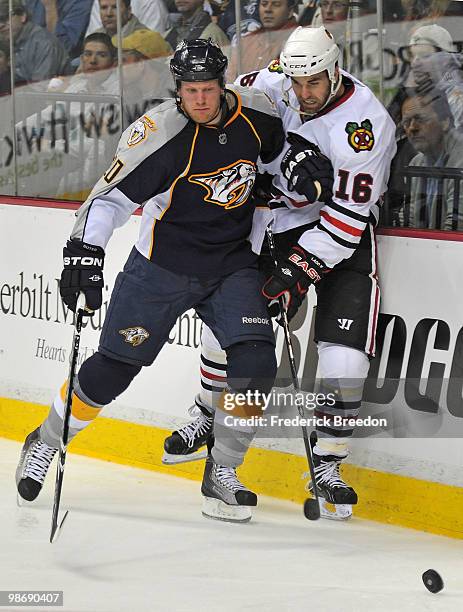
xmin=119 ymin=327 xmax=150 ymax=347
xmin=127 ymin=116 xmax=157 ymax=147
xmin=345 ymin=119 xmax=374 ymax=153
xmin=189 ymin=160 xmax=256 ymax=209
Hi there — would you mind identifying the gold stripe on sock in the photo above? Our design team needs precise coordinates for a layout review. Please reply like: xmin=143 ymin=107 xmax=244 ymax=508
xmin=60 ymin=381 xmax=102 ymax=422
xmin=217 ymin=391 xmax=264 ymax=418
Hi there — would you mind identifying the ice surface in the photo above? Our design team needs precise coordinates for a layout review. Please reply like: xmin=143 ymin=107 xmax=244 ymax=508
xmin=2 ymin=438 xmax=462 ymax=612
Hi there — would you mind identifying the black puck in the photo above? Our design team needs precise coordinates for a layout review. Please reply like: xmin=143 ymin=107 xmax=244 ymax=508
xmin=303 ymin=498 xmax=320 ymax=521
xmin=422 ymin=569 xmax=444 ymax=593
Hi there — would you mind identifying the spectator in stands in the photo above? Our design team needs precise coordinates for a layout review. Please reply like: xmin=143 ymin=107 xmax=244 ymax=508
xmin=86 ymin=0 xmax=169 ymax=38
xmin=300 ymin=0 xmax=348 ymax=27
xmin=0 ymin=38 xmax=10 ymax=95
xmin=112 ymin=29 xmax=173 ymax=111
xmin=218 ymin=0 xmax=261 ymax=43
xmin=94 ymin=0 xmax=148 ymax=38
xmin=66 ymin=31 xmax=117 ymax=91
xmin=408 ymin=25 xmax=463 ymax=130
xmin=227 ymin=0 xmax=298 ymax=79
xmin=399 ymin=89 xmax=463 ymax=230
xmin=25 ymin=0 xmax=94 ymax=59
xmin=112 ymin=28 xmax=171 ymax=61
xmin=165 ymin=0 xmax=229 ymax=49
xmin=0 ymin=0 xmax=72 ymax=85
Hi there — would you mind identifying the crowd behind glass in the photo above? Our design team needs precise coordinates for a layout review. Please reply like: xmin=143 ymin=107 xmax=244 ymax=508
xmin=0 ymin=0 xmax=462 ymax=231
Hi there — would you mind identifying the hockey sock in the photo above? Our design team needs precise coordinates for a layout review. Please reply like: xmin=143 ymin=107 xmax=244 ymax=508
xmin=40 ymin=379 xmax=104 ymax=448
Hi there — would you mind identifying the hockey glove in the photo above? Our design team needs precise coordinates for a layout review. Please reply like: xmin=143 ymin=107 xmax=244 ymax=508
xmin=60 ymin=240 xmax=105 ymax=314
xmin=280 ymin=133 xmax=334 ymax=203
xmin=262 ymin=245 xmax=328 ymax=323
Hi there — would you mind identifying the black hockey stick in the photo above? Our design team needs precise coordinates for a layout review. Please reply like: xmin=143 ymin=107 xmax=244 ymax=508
xmin=50 ymin=294 xmax=86 ymax=543
xmin=266 ymin=227 xmax=320 ymax=521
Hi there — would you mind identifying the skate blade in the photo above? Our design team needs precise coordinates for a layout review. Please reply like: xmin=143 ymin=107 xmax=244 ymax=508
xmin=201 ymin=496 xmax=252 ymax=523
xmin=162 ymin=448 xmax=208 ymax=465
xmin=318 ymin=498 xmax=352 ymax=521
xmin=16 ymin=493 xmax=37 ymax=507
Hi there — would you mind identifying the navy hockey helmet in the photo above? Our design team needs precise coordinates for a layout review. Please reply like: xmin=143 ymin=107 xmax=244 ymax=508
xmin=170 ymin=39 xmax=228 ymax=89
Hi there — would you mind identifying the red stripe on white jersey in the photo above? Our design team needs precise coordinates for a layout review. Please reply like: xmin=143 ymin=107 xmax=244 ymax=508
xmin=320 ymin=210 xmax=363 ymax=237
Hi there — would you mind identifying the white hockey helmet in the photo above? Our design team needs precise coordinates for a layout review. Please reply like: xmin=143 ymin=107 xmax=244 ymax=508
xmin=280 ymin=26 xmax=341 ymax=110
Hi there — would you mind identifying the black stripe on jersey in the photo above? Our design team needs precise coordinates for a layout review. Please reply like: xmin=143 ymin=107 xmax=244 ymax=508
xmin=269 ymin=200 xmax=288 ymax=210
xmin=327 ymin=199 xmax=371 ymax=223
xmin=318 ymin=223 xmax=360 ymax=249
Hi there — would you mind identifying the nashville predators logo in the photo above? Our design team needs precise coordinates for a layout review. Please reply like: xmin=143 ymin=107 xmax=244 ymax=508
xmin=345 ymin=119 xmax=374 ymax=153
xmin=127 ymin=115 xmax=157 ymax=147
xmin=119 ymin=327 xmax=150 ymax=347
xmin=189 ymin=160 xmax=256 ymax=209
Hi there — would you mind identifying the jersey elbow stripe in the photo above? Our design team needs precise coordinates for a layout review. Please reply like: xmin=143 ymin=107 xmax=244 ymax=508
xmin=318 ymin=223 xmax=358 ymax=251
xmin=328 ymin=200 xmax=371 ymax=223
xmin=320 ymin=210 xmax=364 ymax=237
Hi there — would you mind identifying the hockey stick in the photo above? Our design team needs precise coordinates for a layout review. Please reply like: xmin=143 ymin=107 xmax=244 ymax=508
xmin=266 ymin=227 xmax=320 ymax=521
xmin=50 ymin=293 xmax=86 ymax=543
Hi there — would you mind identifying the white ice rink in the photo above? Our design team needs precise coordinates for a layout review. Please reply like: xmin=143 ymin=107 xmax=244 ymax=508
xmin=1 ymin=437 xmax=462 ymax=612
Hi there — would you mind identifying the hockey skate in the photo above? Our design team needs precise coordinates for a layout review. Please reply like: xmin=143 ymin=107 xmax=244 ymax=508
xmin=162 ymin=402 xmax=214 ymax=465
xmin=201 ymin=456 xmax=257 ymax=523
xmin=306 ymin=452 xmax=358 ymax=521
xmin=16 ymin=427 xmax=57 ymax=502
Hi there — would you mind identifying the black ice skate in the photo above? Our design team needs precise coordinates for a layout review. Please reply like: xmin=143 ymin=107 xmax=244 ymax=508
xmin=162 ymin=402 xmax=214 ymax=465
xmin=307 ymin=452 xmax=358 ymax=521
xmin=201 ymin=456 xmax=257 ymax=523
xmin=16 ymin=427 xmax=57 ymax=502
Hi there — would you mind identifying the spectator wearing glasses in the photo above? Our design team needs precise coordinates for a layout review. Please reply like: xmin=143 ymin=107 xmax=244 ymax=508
xmin=398 ymin=89 xmax=463 ymax=230
xmin=0 ymin=0 xmax=72 ymax=85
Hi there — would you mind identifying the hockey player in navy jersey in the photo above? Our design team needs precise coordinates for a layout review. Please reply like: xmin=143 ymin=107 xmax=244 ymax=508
xmin=15 ymin=39 xmax=286 ymax=523
xmin=164 ymin=26 xmax=397 ymax=520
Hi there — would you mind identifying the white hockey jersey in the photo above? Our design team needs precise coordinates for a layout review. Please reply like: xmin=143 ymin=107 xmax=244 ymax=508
xmin=235 ymin=63 xmax=397 ymax=268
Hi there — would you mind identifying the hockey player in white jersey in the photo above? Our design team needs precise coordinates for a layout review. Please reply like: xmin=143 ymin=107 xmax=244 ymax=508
xmin=164 ymin=26 xmax=397 ymax=521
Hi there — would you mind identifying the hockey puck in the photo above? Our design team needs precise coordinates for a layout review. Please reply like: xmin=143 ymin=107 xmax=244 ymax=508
xmin=422 ymin=569 xmax=444 ymax=593
xmin=303 ymin=498 xmax=320 ymax=521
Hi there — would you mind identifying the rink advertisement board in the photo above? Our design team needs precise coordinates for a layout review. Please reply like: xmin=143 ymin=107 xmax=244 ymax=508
xmin=1 ymin=201 xmax=463 ymax=488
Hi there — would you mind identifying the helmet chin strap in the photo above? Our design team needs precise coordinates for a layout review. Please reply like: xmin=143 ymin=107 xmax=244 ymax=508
xmin=282 ymin=71 xmax=342 ymax=118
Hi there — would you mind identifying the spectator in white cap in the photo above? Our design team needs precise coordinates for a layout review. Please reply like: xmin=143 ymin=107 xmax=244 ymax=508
xmin=409 ymin=23 xmax=454 ymax=59
xmin=407 ymin=24 xmax=463 ymax=130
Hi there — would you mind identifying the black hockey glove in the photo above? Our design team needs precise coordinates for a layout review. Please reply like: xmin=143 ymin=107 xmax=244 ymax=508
xmin=262 ymin=245 xmax=329 ymax=323
xmin=281 ymin=133 xmax=334 ymax=203
xmin=60 ymin=240 xmax=105 ymax=314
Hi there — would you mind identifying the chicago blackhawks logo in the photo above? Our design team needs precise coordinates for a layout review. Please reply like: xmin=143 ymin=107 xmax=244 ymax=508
xmin=267 ymin=58 xmax=282 ymax=73
xmin=127 ymin=115 xmax=157 ymax=147
xmin=345 ymin=119 xmax=374 ymax=153
xmin=189 ymin=160 xmax=256 ymax=209
xmin=119 ymin=327 xmax=150 ymax=347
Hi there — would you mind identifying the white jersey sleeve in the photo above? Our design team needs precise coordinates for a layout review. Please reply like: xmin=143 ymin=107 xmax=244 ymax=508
xmin=273 ymin=75 xmax=397 ymax=268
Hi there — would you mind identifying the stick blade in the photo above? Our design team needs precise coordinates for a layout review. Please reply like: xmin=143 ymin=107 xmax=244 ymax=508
xmin=50 ymin=510 xmax=69 ymax=543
